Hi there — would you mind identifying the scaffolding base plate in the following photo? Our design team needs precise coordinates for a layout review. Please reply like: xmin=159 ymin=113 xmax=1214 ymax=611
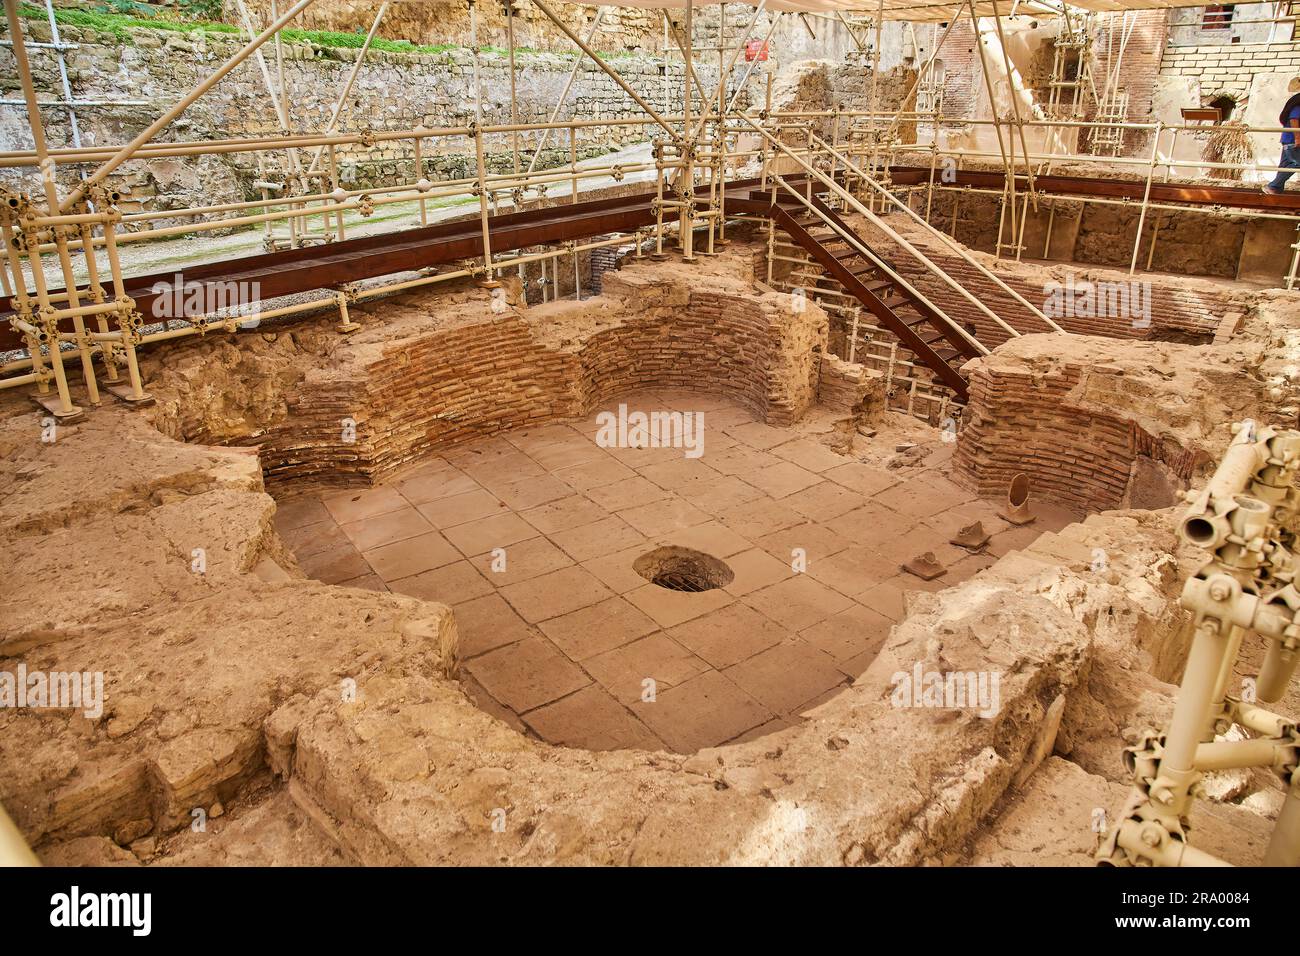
xmin=104 ymin=383 xmax=155 ymax=406
xmin=30 ymin=392 xmax=85 ymax=421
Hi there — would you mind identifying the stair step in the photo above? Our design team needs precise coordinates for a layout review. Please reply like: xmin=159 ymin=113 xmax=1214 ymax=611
xmin=844 ymin=262 xmax=881 ymax=277
xmin=773 ymin=206 xmax=968 ymax=399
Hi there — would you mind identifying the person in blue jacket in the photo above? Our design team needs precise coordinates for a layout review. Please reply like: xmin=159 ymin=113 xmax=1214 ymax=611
xmin=1263 ymin=76 xmax=1300 ymax=195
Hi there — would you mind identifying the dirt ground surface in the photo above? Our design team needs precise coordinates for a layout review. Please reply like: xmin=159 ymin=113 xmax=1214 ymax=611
xmin=1 ymin=240 xmax=1297 ymax=867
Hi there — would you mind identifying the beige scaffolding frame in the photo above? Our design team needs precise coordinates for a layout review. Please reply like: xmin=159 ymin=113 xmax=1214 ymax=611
xmin=2 ymin=0 xmax=1297 ymax=424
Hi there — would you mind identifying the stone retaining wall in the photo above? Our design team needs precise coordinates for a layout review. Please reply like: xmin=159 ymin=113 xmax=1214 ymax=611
xmin=0 ymin=20 xmax=721 ymax=220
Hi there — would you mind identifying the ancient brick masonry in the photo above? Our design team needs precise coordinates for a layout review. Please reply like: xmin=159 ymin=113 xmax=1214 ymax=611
xmin=1086 ymin=10 xmax=1170 ymax=155
xmin=236 ymin=261 xmax=826 ymax=490
xmin=817 ymin=353 xmax=885 ymax=413
xmin=957 ymin=358 xmax=1167 ymax=510
xmin=954 ymin=333 xmax=1280 ymax=511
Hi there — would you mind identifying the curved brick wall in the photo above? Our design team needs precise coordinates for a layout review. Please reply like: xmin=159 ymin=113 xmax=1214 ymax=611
xmin=147 ymin=258 xmax=826 ymax=491
xmin=953 ymin=333 xmax=1274 ymax=512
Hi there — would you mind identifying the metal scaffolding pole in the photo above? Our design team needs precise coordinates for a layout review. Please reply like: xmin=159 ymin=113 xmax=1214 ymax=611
xmin=61 ymin=0 xmax=322 ymax=212
xmin=531 ymin=0 xmax=675 ymax=138
xmin=968 ymin=0 xmax=1018 ymax=257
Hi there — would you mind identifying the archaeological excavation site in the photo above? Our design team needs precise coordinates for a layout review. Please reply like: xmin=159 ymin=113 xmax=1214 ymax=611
xmin=3 ymin=0 xmax=1300 ymax=897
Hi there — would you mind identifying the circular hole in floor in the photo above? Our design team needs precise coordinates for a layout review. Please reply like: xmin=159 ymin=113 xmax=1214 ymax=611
xmin=633 ymin=546 xmax=734 ymax=593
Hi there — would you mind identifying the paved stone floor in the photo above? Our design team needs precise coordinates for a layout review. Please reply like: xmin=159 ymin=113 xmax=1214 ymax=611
xmin=274 ymin=389 xmax=1081 ymax=753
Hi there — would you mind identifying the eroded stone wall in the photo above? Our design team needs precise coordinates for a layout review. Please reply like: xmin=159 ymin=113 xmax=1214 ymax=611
xmin=917 ymin=187 xmax=1272 ymax=282
xmin=954 ymin=319 xmax=1300 ymax=511
xmin=0 ymin=20 xmax=720 ymax=218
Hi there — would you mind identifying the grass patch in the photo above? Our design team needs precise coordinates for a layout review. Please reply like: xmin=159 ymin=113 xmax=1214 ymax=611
xmin=15 ymin=4 xmax=632 ymax=60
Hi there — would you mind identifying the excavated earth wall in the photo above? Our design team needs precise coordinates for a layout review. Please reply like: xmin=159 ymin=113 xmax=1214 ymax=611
xmin=1 ymin=246 xmax=1295 ymax=866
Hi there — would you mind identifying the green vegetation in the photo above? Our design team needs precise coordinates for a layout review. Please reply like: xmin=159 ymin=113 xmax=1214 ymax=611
xmin=13 ymin=4 xmax=643 ymax=60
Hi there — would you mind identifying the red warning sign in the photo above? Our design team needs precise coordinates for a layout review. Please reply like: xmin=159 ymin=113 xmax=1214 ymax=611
xmin=744 ymin=39 xmax=769 ymax=61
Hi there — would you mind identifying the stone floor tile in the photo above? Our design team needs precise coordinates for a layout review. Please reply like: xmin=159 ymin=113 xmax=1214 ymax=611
xmin=465 ymin=636 xmax=590 ymax=714
xmin=724 ymin=639 xmax=848 ymax=716
xmin=499 ymin=565 xmax=614 ymax=623
xmin=452 ymin=593 xmax=539 ymax=659
xmin=822 ymin=462 xmax=901 ymax=497
xmin=726 ymin=421 xmax=791 ymax=450
xmin=858 ymin=580 xmax=908 ymax=622
xmin=337 ymin=573 xmax=388 ymax=593
xmin=745 ymin=460 xmax=823 ymax=499
xmin=707 ymin=443 xmax=782 ymax=476
xmin=769 ymin=437 xmax=852 ymax=473
xmin=783 ymin=480 xmax=868 ymax=523
xmin=755 ymin=522 xmax=851 ymax=567
xmin=540 ymin=596 xmax=658 ymax=660
xmin=519 ymin=495 xmax=609 ymax=535
xmin=392 ymin=460 xmax=480 ymax=505
xmin=415 ymin=488 xmax=507 ymax=529
xmin=522 ymin=685 xmax=666 ymax=751
xmin=873 ymin=475 xmax=976 ymax=519
xmin=799 ymin=602 xmax=895 ymax=667
xmin=279 ymin=518 xmax=349 ymax=559
xmin=722 ymin=547 xmax=796 ymax=596
xmin=986 ymin=523 xmax=1047 ymax=558
xmin=503 ymin=423 xmax=583 ymax=454
xmin=300 ymin=544 xmax=373 ymax=584
xmin=668 ymin=603 xmax=788 ymax=669
xmin=459 ymin=451 xmax=546 ymax=483
xmin=551 ymin=455 xmax=637 ymax=491
xmin=466 ymin=535 xmax=574 ymax=587
xmin=604 ymin=444 xmax=695 ymax=469
xmin=718 ymin=497 xmax=804 ymax=540
xmin=581 ymin=544 xmax=656 ymax=594
xmin=631 ymin=670 xmax=773 ymax=753
xmin=388 ymin=559 xmax=495 ymax=603
xmin=442 ymin=436 xmax=523 ymax=468
xmin=742 ymin=575 xmax=854 ymax=631
xmin=339 ymin=505 xmax=433 ymax=552
xmin=584 ymin=475 xmax=668 ymax=512
xmin=636 ymin=457 xmax=721 ymax=493
xmin=442 ymin=511 xmax=540 ymax=557
xmin=618 ymin=497 xmax=711 ymax=537
xmin=946 ymin=551 xmax=999 ymax=583
xmin=550 ymin=515 xmax=647 ymax=562
xmin=274 ymin=496 xmax=332 ymax=531
xmin=321 ymin=486 xmax=408 ymax=524
xmin=528 ymin=441 xmax=608 ymax=473
xmin=363 ymin=530 xmax=461 ymax=581
xmin=688 ymin=475 xmax=768 ymax=515
xmin=834 ymin=500 xmax=918 ymax=548
xmin=458 ymin=673 xmax=528 ymax=735
xmin=489 ymin=474 xmax=574 ymax=511
xmin=584 ymin=633 xmax=711 ymax=705
xmin=653 ymin=519 xmax=752 ymax=558
xmin=624 ymin=581 xmax=733 ymax=628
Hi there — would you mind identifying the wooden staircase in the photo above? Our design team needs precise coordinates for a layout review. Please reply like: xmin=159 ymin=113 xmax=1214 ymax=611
xmin=730 ymin=185 xmax=981 ymax=402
